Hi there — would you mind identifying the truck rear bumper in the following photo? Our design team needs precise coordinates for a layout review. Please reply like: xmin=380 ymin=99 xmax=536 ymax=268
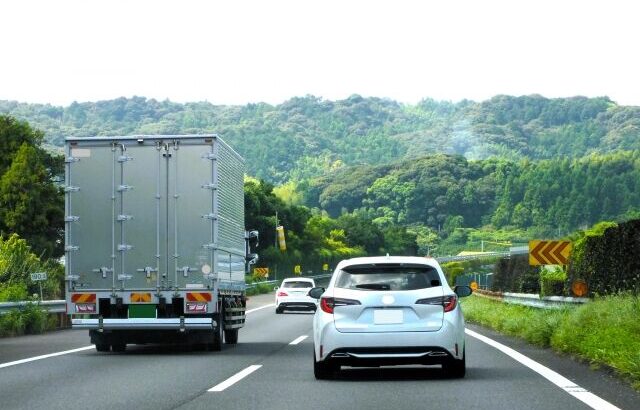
xmin=72 ymin=317 xmax=215 ymax=330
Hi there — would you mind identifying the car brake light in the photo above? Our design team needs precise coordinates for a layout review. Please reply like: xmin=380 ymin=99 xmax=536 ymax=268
xmin=416 ymin=295 xmax=458 ymax=312
xmin=277 ymin=291 xmax=288 ymax=297
xmin=320 ymin=297 xmax=360 ymax=314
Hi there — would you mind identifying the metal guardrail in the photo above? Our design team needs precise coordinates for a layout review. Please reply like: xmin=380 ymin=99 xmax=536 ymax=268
xmin=474 ymin=289 xmax=589 ymax=309
xmin=245 ymin=273 xmax=332 ymax=289
xmin=436 ymin=249 xmax=528 ymax=263
xmin=0 ymin=300 xmax=66 ymax=315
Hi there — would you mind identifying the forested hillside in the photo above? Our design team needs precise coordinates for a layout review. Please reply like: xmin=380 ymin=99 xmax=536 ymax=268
xmin=305 ymin=151 xmax=640 ymax=234
xmin=2 ymin=95 xmax=639 ymax=183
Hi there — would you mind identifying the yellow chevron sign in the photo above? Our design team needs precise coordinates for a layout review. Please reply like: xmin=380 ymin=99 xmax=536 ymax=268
xmin=529 ymin=240 xmax=572 ymax=266
xmin=254 ymin=267 xmax=269 ymax=277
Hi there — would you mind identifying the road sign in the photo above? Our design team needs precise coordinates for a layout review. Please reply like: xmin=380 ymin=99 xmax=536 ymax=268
xmin=276 ymin=226 xmax=286 ymax=251
xmin=322 ymin=263 xmax=329 ymax=271
xmin=294 ymin=265 xmax=301 ymax=274
xmin=30 ymin=272 xmax=47 ymax=281
xmin=469 ymin=281 xmax=478 ymax=291
xmin=529 ymin=240 xmax=571 ymax=266
xmin=253 ymin=267 xmax=269 ymax=277
xmin=571 ymin=280 xmax=588 ymax=297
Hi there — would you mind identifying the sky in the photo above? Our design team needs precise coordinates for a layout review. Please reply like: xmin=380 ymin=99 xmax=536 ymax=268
xmin=1 ymin=0 xmax=639 ymax=106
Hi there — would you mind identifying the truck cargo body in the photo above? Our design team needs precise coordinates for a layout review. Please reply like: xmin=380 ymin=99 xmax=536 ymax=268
xmin=64 ymin=135 xmax=247 ymax=351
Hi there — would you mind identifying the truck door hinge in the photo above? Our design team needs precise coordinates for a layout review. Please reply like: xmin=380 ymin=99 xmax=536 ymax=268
xmin=65 ymin=215 xmax=80 ymax=222
xmin=117 ymin=274 xmax=133 ymax=281
xmin=92 ymin=267 xmax=113 ymax=278
xmin=118 ymin=244 xmax=133 ymax=251
xmin=64 ymin=186 xmax=80 ymax=193
xmin=201 ymin=183 xmax=218 ymax=190
xmin=137 ymin=266 xmax=158 ymax=278
xmin=117 ymin=214 xmax=133 ymax=222
xmin=65 ymin=245 xmax=79 ymax=252
xmin=177 ymin=266 xmax=197 ymax=277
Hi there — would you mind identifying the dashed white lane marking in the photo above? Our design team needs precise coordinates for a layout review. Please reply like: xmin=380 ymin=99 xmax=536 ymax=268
xmin=0 ymin=346 xmax=95 ymax=369
xmin=466 ymin=329 xmax=621 ymax=410
xmin=0 ymin=302 xmax=276 ymax=370
xmin=208 ymin=365 xmax=262 ymax=392
xmin=245 ymin=303 xmax=275 ymax=314
xmin=289 ymin=335 xmax=308 ymax=345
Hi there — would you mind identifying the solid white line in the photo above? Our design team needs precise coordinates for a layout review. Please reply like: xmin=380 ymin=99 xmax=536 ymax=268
xmin=245 ymin=303 xmax=275 ymax=314
xmin=208 ymin=365 xmax=262 ymax=392
xmin=465 ymin=329 xmax=621 ymax=410
xmin=289 ymin=335 xmax=308 ymax=345
xmin=0 ymin=346 xmax=95 ymax=369
xmin=0 ymin=302 xmax=277 ymax=371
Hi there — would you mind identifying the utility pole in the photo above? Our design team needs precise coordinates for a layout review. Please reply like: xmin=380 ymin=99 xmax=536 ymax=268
xmin=274 ymin=210 xmax=278 ymax=281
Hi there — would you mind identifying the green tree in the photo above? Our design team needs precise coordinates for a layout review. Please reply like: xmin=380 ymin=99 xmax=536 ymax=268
xmin=0 ymin=144 xmax=63 ymax=257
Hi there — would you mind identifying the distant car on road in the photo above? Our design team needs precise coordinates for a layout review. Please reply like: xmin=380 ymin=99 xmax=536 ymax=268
xmin=308 ymin=256 xmax=472 ymax=379
xmin=275 ymin=278 xmax=317 ymax=314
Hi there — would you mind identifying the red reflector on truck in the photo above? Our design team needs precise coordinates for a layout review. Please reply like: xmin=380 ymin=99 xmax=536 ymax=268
xmin=71 ymin=293 xmax=96 ymax=303
xmin=75 ymin=303 xmax=96 ymax=313
xmin=186 ymin=302 xmax=208 ymax=313
xmin=186 ymin=292 xmax=212 ymax=302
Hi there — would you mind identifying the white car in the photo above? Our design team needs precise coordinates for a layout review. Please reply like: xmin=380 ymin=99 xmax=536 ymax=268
xmin=309 ymin=256 xmax=472 ymax=379
xmin=275 ymin=278 xmax=317 ymax=314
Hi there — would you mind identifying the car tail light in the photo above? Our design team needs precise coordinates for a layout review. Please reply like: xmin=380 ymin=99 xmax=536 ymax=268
xmin=277 ymin=291 xmax=288 ymax=297
xmin=416 ymin=295 xmax=458 ymax=312
xmin=320 ymin=297 xmax=360 ymax=314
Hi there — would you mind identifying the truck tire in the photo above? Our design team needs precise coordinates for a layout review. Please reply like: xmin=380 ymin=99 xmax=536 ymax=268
xmin=224 ymin=328 xmax=238 ymax=344
xmin=111 ymin=343 xmax=126 ymax=353
xmin=209 ymin=311 xmax=224 ymax=351
xmin=95 ymin=343 xmax=110 ymax=352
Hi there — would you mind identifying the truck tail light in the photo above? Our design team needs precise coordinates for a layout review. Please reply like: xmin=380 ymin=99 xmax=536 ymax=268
xmin=186 ymin=302 xmax=208 ymax=313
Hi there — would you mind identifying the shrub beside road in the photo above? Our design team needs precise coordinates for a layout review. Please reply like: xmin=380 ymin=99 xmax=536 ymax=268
xmin=461 ymin=294 xmax=640 ymax=389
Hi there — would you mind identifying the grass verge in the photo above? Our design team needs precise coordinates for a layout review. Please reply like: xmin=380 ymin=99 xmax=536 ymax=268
xmin=245 ymin=282 xmax=276 ymax=296
xmin=461 ymin=294 xmax=640 ymax=389
xmin=0 ymin=303 xmax=56 ymax=337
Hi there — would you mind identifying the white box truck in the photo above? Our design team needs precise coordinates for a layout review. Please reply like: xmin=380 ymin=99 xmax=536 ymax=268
xmin=64 ymin=135 xmax=252 ymax=352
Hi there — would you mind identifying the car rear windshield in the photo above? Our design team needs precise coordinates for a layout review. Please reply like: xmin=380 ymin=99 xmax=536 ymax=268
xmin=335 ymin=264 xmax=441 ymax=291
xmin=282 ymin=281 xmax=313 ymax=288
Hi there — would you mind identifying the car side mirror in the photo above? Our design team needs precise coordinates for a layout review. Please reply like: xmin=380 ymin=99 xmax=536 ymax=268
xmin=454 ymin=285 xmax=472 ymax=297
xmin=308 ymin=287 xmax=325 ymax=299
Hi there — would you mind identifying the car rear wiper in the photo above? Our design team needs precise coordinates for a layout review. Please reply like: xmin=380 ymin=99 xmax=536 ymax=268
xmin=355 ymin=283 xmax=391 ymax=290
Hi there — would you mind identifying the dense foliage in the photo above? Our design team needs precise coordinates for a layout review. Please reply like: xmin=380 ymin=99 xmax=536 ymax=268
xmin=2 ymin=95 xmax=640 ymax=183
xmin=244 ymin=179 xmax=417 ymax=278
xmin=568 ymin=219 xmax=640 ymax=296
xmin=306 ymin=151 xmax=640 ymax=236
xmin=0 ymin=116 xmax=63 ymax=258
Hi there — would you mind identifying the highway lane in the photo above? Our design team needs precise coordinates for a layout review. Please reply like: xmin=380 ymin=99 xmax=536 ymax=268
xmin=1 ymin=294 xmax=639 ymax=410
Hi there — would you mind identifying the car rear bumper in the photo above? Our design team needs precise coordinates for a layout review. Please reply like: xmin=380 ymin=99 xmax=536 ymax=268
xmin=277 ymin=302 xmax=317 ymax=311
xmin=315 ymin=318 xmax=464 ymax=364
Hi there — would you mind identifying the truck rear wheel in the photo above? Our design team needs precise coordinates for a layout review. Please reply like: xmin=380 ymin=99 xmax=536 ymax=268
xmin=224 ymin=328 xmax=238 ymax=344
xmin=209 ymin=311 xmax=224 ymax=351
xmin=111 ymin=343 xmax=126 ymax=352
xmin=95 ymin=343 xmax=110 ymax=352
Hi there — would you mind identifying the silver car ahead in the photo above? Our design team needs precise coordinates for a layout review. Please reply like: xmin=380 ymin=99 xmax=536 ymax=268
xmin=309 ymin=256 xmax=472 ymax=379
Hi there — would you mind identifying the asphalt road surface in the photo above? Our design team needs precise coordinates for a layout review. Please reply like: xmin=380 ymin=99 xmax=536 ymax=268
xmin=1 ymin=293 xmax=638 ymax=410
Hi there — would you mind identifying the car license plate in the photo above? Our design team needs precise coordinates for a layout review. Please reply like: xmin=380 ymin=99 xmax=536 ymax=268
xmin=374 ymin=309 xmax=403 ymax=324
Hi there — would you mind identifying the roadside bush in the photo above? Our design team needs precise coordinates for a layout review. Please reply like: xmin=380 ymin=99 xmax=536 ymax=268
xmin=0 ymin=283 xmax=29 ymax=301
xmin=540 ymin=266 xmax=567 ymax=296
xmin=493 ymin=255 xmax=540 ymax=293
xmin=568 ymin=219 xmax=640 ymax=296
